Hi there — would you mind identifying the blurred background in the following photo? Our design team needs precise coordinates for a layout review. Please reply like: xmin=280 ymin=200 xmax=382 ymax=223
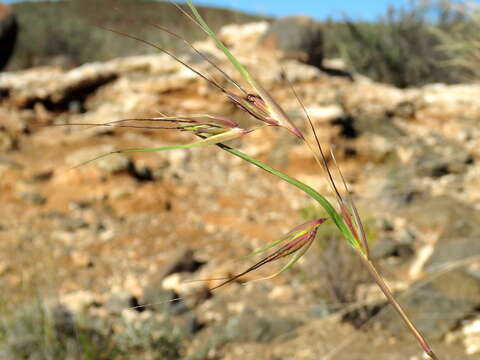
xmin=1 ymin=0 xmax=480 ymax=86
xmin=2 ymin=1 xmax=480 ymax=359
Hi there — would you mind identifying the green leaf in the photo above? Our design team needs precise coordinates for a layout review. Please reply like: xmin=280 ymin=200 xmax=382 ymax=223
xmin=119 ymin=128 xmax=245 ymax=154
xmin=117 ymin=136 xmax=360 ymax=249
xmin=186 ymin=0 xmax=254 ymax=86
xmin=216 ymin=143 xmax=361 ymax=249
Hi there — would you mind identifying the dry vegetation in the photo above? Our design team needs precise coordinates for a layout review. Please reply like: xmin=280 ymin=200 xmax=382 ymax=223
xmin=7 ymin=0 xmax=267 ymax=69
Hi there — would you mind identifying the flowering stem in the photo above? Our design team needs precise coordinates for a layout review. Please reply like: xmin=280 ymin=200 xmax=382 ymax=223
xmin=215 ymin=142 xmax=439 ymax=360
xmin=357 ymin=253 xmax=440 ymax=360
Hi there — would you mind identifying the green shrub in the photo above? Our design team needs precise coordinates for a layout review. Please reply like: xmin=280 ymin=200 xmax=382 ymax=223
xmin=0 ymin=300 xmax=184 ymax=360
xmin=435 ymin=2 xmax=480 ymax=81
xmin=8 ymin=0 xmax=267 ymax=70
xmin=323 ymin=0 xmax=469 ymax=87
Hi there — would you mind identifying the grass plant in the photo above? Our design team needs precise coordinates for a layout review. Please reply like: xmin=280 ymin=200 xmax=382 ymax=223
xmin=69 ymin=1 xmax=442 ymax=358
xmin=0 ymin=298 xmax=183 ymax=359
xmin=435 ymin=2 xmax=480 ymax=81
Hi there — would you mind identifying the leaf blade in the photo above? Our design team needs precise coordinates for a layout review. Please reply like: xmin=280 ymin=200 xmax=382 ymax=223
xmin=186 ymin=0 xmax=254 ymax=86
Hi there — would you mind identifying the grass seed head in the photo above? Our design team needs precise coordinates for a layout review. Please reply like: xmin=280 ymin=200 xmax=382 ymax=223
xmin=209 ymin=218 xmax=327 ymax=291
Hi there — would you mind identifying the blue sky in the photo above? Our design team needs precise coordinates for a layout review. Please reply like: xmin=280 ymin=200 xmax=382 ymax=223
xmin=184 ymin=0 xmax=480 ymax=20
xmin=191 ymin=0 xmax=413 ymax=19
xmin=4 ymin=0 xmax=480 ymax=20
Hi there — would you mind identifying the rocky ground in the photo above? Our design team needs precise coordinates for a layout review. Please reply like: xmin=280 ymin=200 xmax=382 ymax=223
xmin=1 ymin=22 xmax=480 ymax=359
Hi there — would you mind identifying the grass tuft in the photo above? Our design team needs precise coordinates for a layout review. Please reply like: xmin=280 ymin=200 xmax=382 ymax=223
xmin=0 ymin=299 xmax=184 ymax=360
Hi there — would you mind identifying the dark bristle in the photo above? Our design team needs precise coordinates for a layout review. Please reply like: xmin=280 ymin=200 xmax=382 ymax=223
xmin=149 ymin=22 xmax=248 ymax=95
xmin=100 ymin=26 xmax=227 ymax=93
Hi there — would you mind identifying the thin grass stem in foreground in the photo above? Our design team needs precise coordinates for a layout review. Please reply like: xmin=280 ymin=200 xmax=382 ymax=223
xmin=70 ymin=2 xmax=442 ymax=358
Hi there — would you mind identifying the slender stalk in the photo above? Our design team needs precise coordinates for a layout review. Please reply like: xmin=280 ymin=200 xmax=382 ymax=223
xmin=357 ymin=254 xmax=440 ymax=360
